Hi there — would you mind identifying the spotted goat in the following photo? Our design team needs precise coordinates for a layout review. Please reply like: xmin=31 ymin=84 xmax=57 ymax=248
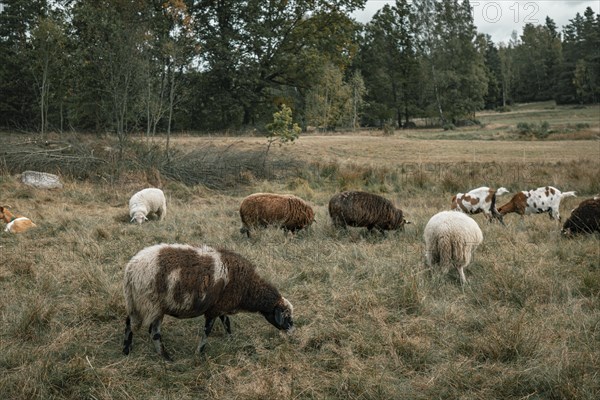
xmin=498 ymin=186 xmax=576 ymax=221
xmin=451 ymin=186 xmax=509 ymax=225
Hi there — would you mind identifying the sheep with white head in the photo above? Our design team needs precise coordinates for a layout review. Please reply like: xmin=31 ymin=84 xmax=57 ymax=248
xmin=128 ymin=188 xmax=166 ymax=224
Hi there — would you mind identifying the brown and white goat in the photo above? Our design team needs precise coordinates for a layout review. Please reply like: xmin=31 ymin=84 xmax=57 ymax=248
xmin=498 ymin=186 xmax=576 ymax=221
xmin=451 ymin=186 xmax=509 ymax=225
xmin=0 ymin=206 xmax=37 ymax=233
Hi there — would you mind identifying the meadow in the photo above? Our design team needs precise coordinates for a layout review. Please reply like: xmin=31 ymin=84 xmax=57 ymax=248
xmin=0 ymin=102 xmax=599 ymax=399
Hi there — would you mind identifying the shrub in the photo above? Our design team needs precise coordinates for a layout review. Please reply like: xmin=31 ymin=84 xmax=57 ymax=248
xmin=516 ymin=121 xmax=551 ymax=139
xmin=382 ymin=122 xmax=395 ymax=136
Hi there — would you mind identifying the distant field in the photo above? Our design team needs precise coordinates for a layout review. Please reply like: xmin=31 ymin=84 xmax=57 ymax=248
xmin=165 ymin=102 xmax=600 ymax=165
xmin=168 ymin=135 xmax=599 ymax=165
xmin=1 ymin=102 xmax=599 ymax=399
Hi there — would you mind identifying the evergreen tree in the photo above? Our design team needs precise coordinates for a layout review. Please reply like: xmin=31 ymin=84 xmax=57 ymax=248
xmin=0 ymin=0 xmax=48 ymax=128
xmin=482 ymin=34 xmax=502 ymax=109
xmin=430 ymin=0 xmax=488 ymax=122
xmin=556 ymin=8 xmax=599 ymax=104
xmin=359 ymin=0 xmax=420 ymax=128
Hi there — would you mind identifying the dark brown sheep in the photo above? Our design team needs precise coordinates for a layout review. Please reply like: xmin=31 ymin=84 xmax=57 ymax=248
xmin=328 ymin=191 xmax=409 ymax=234
xmin=561 ymin=197 xmax=600 ymax=236
xmin=239 ymin=193 xmax=315 ymax=237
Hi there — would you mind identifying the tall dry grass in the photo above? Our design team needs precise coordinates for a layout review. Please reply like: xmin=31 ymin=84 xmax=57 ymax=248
xmin=1 ymin=132 xmax=599 ymax=399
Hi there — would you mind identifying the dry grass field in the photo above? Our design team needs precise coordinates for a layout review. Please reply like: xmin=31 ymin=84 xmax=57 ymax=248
xmin=1 ymin=103 xmax=599 ymax=399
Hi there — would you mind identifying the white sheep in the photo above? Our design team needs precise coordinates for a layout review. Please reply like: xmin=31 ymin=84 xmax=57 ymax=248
xmin=424 ymin=211 xmax=483 ymax=285
xmin=128 ymin=188 xmax=166 ymax=224
xmin=122 ymin=243 xmax=295 ymax=361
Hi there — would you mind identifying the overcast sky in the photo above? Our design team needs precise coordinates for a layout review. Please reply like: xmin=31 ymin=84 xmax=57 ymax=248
xmin=353 ymin=1 xmax=599 ymax=44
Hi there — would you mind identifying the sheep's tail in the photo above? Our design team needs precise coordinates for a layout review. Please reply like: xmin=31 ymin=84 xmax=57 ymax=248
xmin=123 ymin=278 xmax=143 ymax=330
xmin=561 ymin=191 xmax=577 ymax=199
xmin=437 ymin=235 xmax=455 ymax=274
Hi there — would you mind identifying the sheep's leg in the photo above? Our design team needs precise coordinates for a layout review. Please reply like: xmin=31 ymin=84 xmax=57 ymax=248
xmin=457 ymin=266 xmax=468 ymax=285
xmin=220 ymin=315 xmax=232 ymax=334
xmin=197 ymin=317 xmax=216 ymax=354
xmin=149 ymin=318 xmax=172 ymax=361
xmin=123 ymin=316 xmax=133 ymax=355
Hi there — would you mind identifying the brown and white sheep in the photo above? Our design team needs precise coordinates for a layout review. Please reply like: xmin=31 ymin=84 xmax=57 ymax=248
xmin=498 ymin=186 xmax=576 ymax=221
xmin=328 ymin=191 xmax=409 ymax=234
xmin=424 ymin=211 xmax=483 ymax=285
xmin=561 ymin=197 xmax=600 ymax=236
xmin=122 ymin=243 xmax=294 ymax=361
xmin=451 ymin=186 xmax=509 ymax=225
xmin=239 ymin=193 xmax=314 ymax=237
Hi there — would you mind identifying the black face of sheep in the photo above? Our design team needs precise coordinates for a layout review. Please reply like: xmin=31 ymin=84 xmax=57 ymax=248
xmin=262 ymin=302 xmax=294 ymax=332
xmin=328 ymin=191 xmax=408 ymax=234
xmin=561 ymin=198 xmax=600 ymax=236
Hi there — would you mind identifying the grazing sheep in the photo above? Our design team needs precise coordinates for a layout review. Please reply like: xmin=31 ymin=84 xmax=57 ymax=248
xmin=451 ymin=186 xmax=509 ymax=225
xmin=239 ymin=193 xmax=314 ymax=237
xmin=129 ymin=188 xmax=166 ymax=224
xmin=0 ymin=206 xmax=37 ymax=233
xmin=328 ymin=191 xmax=409 ymax=234
xmin=561 ymin=197 xmax=600 ymax=236
xmin=424 ymin=211 xmax=483 ymax=285
xmin=122 ymin=243 xmax=294 ymax=361
xmin=498 ymin=186 xmax=576 ymax=221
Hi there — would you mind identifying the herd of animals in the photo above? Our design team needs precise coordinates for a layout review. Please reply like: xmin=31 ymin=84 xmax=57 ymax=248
xmin=1 ymin=184 xmax=599 ymax=361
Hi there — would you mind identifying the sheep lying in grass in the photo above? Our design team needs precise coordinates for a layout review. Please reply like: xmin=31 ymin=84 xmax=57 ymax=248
xmin=424 ymin=211 xmax=483 ymax=285
xmin=128 ymin=188 xmax=166 ymax=224
xmin=122 ymin=243 xmax=295 ymax=361
xmin=239 ymin=193 xmax=314 ymax=237
xmin=561 ymin=197 xmax=600 ymax=236
xmin=328 ymin=191 xmax=409 ymax=234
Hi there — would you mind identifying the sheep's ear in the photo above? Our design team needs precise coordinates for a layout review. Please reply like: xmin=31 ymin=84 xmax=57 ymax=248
xmin=274 ymin=308 xmax=284 ymax=327
xmin=130 ymin=216 xmax=136 ymax=223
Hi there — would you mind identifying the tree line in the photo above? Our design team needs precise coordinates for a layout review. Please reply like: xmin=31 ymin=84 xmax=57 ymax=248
xmin=0 ymin=0 xmax=598 ymax=135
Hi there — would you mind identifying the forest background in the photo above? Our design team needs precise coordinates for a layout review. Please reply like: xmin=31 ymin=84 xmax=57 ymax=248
xmin=0 ymin=0 xmax=599 ymax=138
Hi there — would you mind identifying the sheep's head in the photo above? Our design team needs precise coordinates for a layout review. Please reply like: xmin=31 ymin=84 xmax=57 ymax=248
xmin=387 ymin=210 xmax=408 ymax=231
xmin=131 ymin=212 xmax=149 ymax=224
xmin=263 ymin=297 xmax=294 ymax=333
